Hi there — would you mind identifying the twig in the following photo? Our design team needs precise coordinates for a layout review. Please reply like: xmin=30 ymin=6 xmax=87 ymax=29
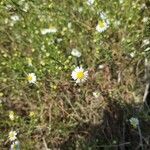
xmin=143 ymin=83 xmax=150 ymax=106
xmin=42 ymin=137 xmax=50 ymax=150
xmin=121 ymin=116 xmax=126 ymax=150
xmin=143 ymin=58 xmax=150 ymax=108
xmin=117 ymin=71 xmax=122 ymax=83
xmin=138 ymin=125 xmax=144 ymax=150
xmin=97 ymin=142 xmax=130 ymax=148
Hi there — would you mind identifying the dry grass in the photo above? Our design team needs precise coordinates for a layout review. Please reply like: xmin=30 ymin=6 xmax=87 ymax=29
xmin=0 ymin=0 xmax=150 ymax=149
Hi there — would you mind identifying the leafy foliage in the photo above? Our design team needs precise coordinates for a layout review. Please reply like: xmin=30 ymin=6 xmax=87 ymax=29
xmin=0 ymin=0 xmax=150 ymax=149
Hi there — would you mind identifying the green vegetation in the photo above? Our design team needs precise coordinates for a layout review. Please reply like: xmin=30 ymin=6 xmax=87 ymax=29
xmin=0 ymin=0 xmax=150 ymax=149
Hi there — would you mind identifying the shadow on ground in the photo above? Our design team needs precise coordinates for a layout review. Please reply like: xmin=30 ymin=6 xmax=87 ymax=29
xmin=59 ymin=100 xmax=150 ymax=150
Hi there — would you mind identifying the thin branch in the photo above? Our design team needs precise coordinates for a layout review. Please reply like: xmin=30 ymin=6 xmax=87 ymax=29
xmin=42 ymin=137 xmax=50 ymax=150
xmin=143 ymin=58 xmax=150 ymax=108
xmin=138 ymin=125 xmax=144 ymax=150
xmin=97 ymin=142 xmax=130 ymax=148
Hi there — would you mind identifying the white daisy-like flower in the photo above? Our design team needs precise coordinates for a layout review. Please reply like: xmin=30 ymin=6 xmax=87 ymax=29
xmin=93 ymin=91 xmax=100 ymax=98
xmin=87 ymin=0 xmax=95 ymax=5
xmin=41 ymin=27 xmax=57 ymax=35
xmin=96 ymin=19 xmax=109 ymax=33
xmin=9 ymin=111 xmax=15 ymax=121
xmin=129 ymin=117 xmax=139 ymax=128
xmin=71 ymin=67 xmax=88 ymax=83
xmin=10 ymin=15 xmax=20 ymax=21
xmin=71 ymin=49 xmax=81 ymax=57
xmin=27 ymin=73 xmax=36 ymax=84
xmin=9 ymin=131 xmax=17 ymax=141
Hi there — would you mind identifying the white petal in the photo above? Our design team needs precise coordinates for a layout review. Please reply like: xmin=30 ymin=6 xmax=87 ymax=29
xmin=71 ymin=71 xmax=77 ymax=80
xmin=87 ymin=0 xmax=95 ymax=5
xmin=76 ymin=79 xmax=81 ymax=83
xmin=71 ymin=49 xmax=81 ymax=57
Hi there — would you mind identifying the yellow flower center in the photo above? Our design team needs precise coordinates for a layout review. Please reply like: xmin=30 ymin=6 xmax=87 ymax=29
xmin=77 ymin=71 xmax=84 ymax=79
xmin=29 ymin=111 xmax=35 ymax=117
xmin=27 ymin=75 xmax=33 ymax=81
xmin=9 ymin=133 xmax=15 ymax=138
xmin=98 ymin=20 xmax=105 ymax=28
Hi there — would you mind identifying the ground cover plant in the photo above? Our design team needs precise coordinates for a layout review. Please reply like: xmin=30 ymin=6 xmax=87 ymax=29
xmin=0 ymin=0 xmax=150 ymax=149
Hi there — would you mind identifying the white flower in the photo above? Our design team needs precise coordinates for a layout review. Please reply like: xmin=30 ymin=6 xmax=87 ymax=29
xmin=93 ymin=91 xmax=100 ymax=98
xmin=41 ymin=28 xmax=57 ymax=35
xmin=71 ymin=67 xmax=88 ymax=83
xmin=68 ymin=22 xmax=72 ymax=29
xmin=10 ymin=15 xmax=20 ymax=21
xmin=142 ymin=17 xmax=148 ymax=23
xmin=9 ymin=131 xmax=17 ymax=141
xmin=96 ymin=12 xmax=109 ymax=32
xmin=142 ymin=39 xmax=150 ymax=46
xmin=119 ymin=0 xmax=124 ymax=4
xmin=71 ymin=49 xmax=81 ymax=57
xmin=129 ymin=117 xmax=139 ymax=128
xmin=10 ymin=140 xmax=20 ymax=150
xmin=27 ymin=73 xmax=36 ymax=84
xmin=96 ymin=19 xmax=109 ymax=33
xmin=130 ymin=52 xmax=135 ymax=58
xmin=27 ymin=58 xmax=32 ymax=66
xmin=10 ymin=15 xmax=20 ymax=26
xmin=87 ymin=0 xmax=95 ymax=5
xmin=98 ymin=64 xmax=104 ymax=69
xmin=9 ymin=111 xmax=15 ymax=121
